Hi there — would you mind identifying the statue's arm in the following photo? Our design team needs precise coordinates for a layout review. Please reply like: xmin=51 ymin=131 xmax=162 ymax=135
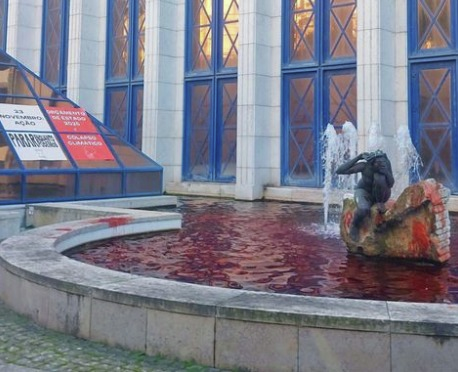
xmin=385 ymin=162 xmax=395 ymax=188
xmin=336 ymin=153 xmax=367 ymax=175
xmin=378 ymin=158 xmax=395 ymax=188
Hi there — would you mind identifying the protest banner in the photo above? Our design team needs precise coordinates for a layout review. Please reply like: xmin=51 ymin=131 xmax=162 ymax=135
xmin=60 ymin=133 xmax=114 ymax=161
xmin=0 ymin=103 xmax=52 ymax=132
xmin=7 ymin=131 xmax=67 ymax=161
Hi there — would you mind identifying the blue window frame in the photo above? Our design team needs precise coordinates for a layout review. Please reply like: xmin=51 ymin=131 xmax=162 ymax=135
xmin=183 ymin=0 xmax=238 ymax=182
xmin=41 ymin=0 xmax=69 ymax=94
xmin=105 ymin=0 xmax=145 ymax=150
xmin=409 ymin=0 xmax=458 ymax=192
xmin=282 ymin=0 xmax=357 ymax=187
xmin=0 ymin=0 xmax=8 ymax=50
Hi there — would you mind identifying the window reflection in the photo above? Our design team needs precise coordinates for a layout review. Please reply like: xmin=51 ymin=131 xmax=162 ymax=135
xmin=72 ymin=157 xmax=119 ymax=169
xmin=421 ymin=128 xmax=452 ymax=187
xmin=43 ymin=0 xmax=64 ymax=85
xmin=289 ymin=128 xmax=315 ymax=179
xmin=21 ymin=159 xmax=73 ymax=170
xmin=192 ymin=0 xmax=212 ymax=70
xmin=106 ymin=87 xmax=128 ymax=140
xmin=26 ymin=173 xmax=75 ymax=200
xmin=24 ymin=71 xmax=66 ymax=99
xmin=134 ymin=87 xmax=143 ymax=150
xmin=106 ymin=0 xmax=144 ymax=149
xmin=222 ymin=0 xmax=238 ymax=68
xmin=0 ymin=175 xmax=21 ymax=200
xmin=329 ymin=0 xmax=357 ymax=58
xmin=290 ymin=77 xmax=314 ymax=126
xmin=0 ymin=132 xmax=19 ymax=169
xmin=417 ymin=67 xmax=453 ymax=189
xmin=420 ymin=68 xmax=451 ymax=123
xmin=0 ymin=97 xmax=38 ymax=105
xmin=0 ymin=66 xmax=33 ymax=97
xmin=40 ymin=99 xmax=75 ymax=108
xmin=137 ymin=0 xmax=145 ymax=76
xmin=126 ymin=171 xmax=162 ymax=194
xmin=219 ymin=80 xmax=237 ymax=178
xmin=0 ymin=0 xmax=6 ymax=50
xmin=418 ymin=0 xmax=451 ymax=50
xmin=290 ymin=0 xmax=315 ymax=62
xmin=110 ymin=0 xmax=129 ymax=78
xmin=191 ymin=83 xmax=211 ymax=128
xmin=106 ymin=135 xmax=157 ymax=167
xmin=79 ymin=172 xmax=122 ymax=197
xmin=328 ymin=72 xmax=357 ymax=124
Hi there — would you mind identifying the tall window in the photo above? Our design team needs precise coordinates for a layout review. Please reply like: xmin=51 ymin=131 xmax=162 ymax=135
xmin=282 ymin=0 xmax=357 ymax=187
xmin=183 ymin=0 xmax=239 ymax=182
xmin=0 ymin=0 xmax=7 ymax=50
xmin=41 ymin=0 xmax=69 ymax=93
xmin=105 ymin=0 xmax=145 ymax=149
xmin=409 ymin=0 xmax=457 ymax=192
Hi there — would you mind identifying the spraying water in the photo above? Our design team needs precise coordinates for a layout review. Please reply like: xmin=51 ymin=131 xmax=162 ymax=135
xmin=393 ymin=126 xmax=423 ymax=196
xmin=321 ymin=122 xmax=421 ymax=235
xmin=367 ymin=121 xmax=385 ymax=152
xmin=322 ymin=122 xmax=358 ymax=234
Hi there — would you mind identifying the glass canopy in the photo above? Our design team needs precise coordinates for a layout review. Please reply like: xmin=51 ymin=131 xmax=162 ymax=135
xmin=0 ymin=50 xmax=163 ymax=204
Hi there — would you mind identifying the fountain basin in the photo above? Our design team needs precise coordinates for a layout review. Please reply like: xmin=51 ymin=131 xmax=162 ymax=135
xmin=0 ymin=205 xmax=458 ymax=371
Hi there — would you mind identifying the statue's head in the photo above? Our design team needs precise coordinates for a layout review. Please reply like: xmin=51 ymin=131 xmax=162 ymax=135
xmin=366 ymin=149 xmax=386 ymax=162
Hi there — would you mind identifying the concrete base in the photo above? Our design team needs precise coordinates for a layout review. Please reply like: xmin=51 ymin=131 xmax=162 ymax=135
xmin=0 ymin=211 xmax=23 ymax=241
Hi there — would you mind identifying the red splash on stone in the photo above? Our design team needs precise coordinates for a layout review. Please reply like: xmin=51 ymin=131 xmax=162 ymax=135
xmin=96 ymin=216 xmax=133 ymax=228
xmin=340 ymin=179 xmax=451 ymax=263
xmin=410 ymin=219 xmax=430 ymax=257
xmin=343 ymin=210 xmax=353 ymax=229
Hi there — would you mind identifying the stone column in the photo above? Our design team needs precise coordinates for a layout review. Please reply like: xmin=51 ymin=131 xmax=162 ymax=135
xmin=357 ymin=0 xmax=409 ymax=193
xmin=235 ymin=1 xmax=281 ymax=200
xmin=143 ymin=0 xmax=185 ymax=186
xmin=6 ymin=0 xmax=42 ymax=73
xmin=66 ymin=0 xmax=107 ymax=120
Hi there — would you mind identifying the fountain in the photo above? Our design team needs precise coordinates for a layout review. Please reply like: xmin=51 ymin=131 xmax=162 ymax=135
xmin=393 ymin=126 xmax=423 ymax=196
xmin=65 ymin=195 xmax=457 ymax=303
xmin=322 ymin=121 xmax=449 ymax=262
xmin=0 ymin=135 xmax=457 ymax=371
xmin=64 ymin=122 xmax=452 ymax=297
xmin=322 ymin=121 xmax=357 ymax=231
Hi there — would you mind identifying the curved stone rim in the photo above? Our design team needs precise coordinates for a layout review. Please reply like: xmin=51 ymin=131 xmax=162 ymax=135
xmin=1 ymin=210 xmax=458 ymax=369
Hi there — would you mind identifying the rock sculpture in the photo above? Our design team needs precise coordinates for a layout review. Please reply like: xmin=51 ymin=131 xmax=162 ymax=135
xmin=340 ymin=178 xmax=451 ymax=263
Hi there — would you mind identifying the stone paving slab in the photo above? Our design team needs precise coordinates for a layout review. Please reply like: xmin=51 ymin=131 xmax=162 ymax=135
xmin=0 ymin=300 xmax=231 ymax=372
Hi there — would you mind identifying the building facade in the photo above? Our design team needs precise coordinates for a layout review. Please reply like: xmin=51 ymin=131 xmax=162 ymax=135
xmin=2 ymin=0 xmax=457 ymax=204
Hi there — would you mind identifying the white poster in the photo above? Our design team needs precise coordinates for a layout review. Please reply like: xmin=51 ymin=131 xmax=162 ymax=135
xmin=0 ymin=104 xmax=53 ymax=132
xmin=7 ymin=131 xmax=68 ymax=161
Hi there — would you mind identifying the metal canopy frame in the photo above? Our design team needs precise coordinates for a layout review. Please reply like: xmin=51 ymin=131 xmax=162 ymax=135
xmin=0 ymin=49 xmax=163 ymax=205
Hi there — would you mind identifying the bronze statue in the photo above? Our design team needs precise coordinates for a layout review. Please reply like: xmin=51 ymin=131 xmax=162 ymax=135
xmin=336 ymin=150 xmax=394 ymax=241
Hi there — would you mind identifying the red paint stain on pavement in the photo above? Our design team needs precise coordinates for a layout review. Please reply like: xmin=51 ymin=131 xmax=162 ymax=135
xmin=96 ymin=216 xmax=132 ymax=227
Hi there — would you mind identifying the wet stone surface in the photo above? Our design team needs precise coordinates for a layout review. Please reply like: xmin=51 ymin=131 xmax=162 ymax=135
xmin=69 ymin=197 xmax=458 ymax=304
xmin=0 ymin=300 xmax=229 ymax=371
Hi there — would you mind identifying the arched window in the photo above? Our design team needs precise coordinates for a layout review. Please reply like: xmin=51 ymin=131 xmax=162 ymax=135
xmin=409 ymin=0 xmax=457 ymax=192
xmin=183 ymin=0 xmax=239 ymax=182
xmin=105 ymin=0 xmax=145 ymax=150
xmin=282 ymin=0 xmax=357 ymax=187
xmin=41 ymin=0 xmax=69 ymax=93
xmin=0 ymin=0 xmax=7 ymax=50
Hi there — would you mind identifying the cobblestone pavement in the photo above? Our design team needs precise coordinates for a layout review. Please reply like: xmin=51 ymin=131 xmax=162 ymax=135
xmin=0 ymin=300 xmax=231 ymax=372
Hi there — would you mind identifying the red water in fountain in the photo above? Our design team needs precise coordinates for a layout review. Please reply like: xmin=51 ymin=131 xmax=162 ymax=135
xmin=68 ymin=197 xmax=458 ymax=303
